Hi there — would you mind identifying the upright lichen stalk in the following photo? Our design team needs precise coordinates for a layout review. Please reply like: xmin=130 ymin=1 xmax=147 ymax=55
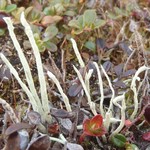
xmin=1 ymin=12 xmax=51 ymax=123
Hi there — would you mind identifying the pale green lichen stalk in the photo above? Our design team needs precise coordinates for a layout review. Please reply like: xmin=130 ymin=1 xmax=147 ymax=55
xmin=1 ymin=12 xmax=51 ymax=123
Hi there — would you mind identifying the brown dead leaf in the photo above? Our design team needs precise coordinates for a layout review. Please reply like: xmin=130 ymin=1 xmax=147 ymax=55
xmin=4 ymin=132 xmax=20 ymax=150
xmin=41 ymin=15 xmax=62 ymax=26
xmin=5 ymin=123 xmax=34 ymax=137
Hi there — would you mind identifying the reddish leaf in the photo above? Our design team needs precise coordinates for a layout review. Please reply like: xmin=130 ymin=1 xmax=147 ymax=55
xmin=125 ymin=119 xmax=132 ymax=127
xmin=142 ymin=132 xmax=150 ymax=142
xmin=47 ymin=122 xmax=59 ymax=134
xmin=144 ymin=105 xmax=150 ymax=123
xmin=0 ymin=12 xmax=9 ymax=28
xmin=5 ymin=132 xmax=20 ymax=150
xmin=82 ymin=114 xmax=106 ymax=137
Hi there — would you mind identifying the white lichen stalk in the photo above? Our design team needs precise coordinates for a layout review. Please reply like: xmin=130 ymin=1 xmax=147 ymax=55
xmin=20 ymin=12 xmax=50 ymax=115
xmin=73 ymin=65 xmax=97 ymax=115
xmin=110 ymin=94 xmax=126 ymax=136
xmin=47 ymin=71 xmax=72 ymax=112
xmin=70 ymin=38 xmax=85 ymax=68
xmin=1 ymin=13 xmax=52 ymax=123
xmin=2 ymin=17 xmax=43 ymax=116
xmin=93 ymin=62 xmax=105 ymax=117
xmin=101 ymin=65 xmax=115 ymax=113
xmin=0 ymin=53 xmax=39 ymax=113
xmin=130 ymin=65 xmax=149 ymax=120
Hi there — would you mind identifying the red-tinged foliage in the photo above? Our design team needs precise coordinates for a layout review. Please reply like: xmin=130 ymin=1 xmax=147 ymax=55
xmin=125 ymin=119 xmax=132 ymax=127
xmin=0 ymin=12 xmax=9 ymax=28
xmin=47 ymin=122 xmax=59 ymax=134
xmin=80 ymin=115 xmax=106 ymax=142
xmin=142 ymin=132 xmax=150 ymax=142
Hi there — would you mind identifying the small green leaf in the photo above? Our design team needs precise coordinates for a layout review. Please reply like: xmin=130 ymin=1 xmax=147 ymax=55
xmin=83 ymin=9 xmax=96 ymax=27
xmin=84 ymin=41 xmax=95 ymax=51
xmin=0 ymin=28 xmax=5 ymax=36
xmin=68 ymin=20 xmax=81 ymax=29
xmin=125 ymin=143 xmax=139 ymax=150
xmin=68 ymin=16 xmax=83 ymax=29
xmin=5 ymin=4 xmax=17 ymax=13
xmin=44 ymin=25 xmax=58 ymax=41
xmin=54 ymin=3 xmax=65 ymax=15
xmin=43 ymin=6 xmax=56 ymax=15
xmin=64 ymin=10 xmax=76 ymax=16
xmin=111 ymin=134 xmax=127 ymax=148
xmin=107 ymin=12 xmax=119 ymax=19
xmin=94 ymin=19 xmax=106 ymax=28
xmin=44 ymin=41 xmax=57 ymax=52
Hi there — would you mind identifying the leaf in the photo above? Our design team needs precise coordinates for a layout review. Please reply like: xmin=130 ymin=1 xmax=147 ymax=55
xmin=5 ymin=4 xmax=17 ymax=13
xmin=111 ymin=134 xmax=127 ymax=148
xmin=27 ymin=111 xmax=41 ymax=125
xmin=26 ymin=135 xmax=50 ymax=150
xmin=125 ymin=143 xmax=139 ymax=150
xmin=121 ymin=69 xmax=136 ymax=78
xmin=47 ymin=122 xmax=59 ymax=134
xmin=5 ymin=132 xmax=20 ymax=150
xmin=5 ymin=123 xmax=34 ymax=136
xmin=0 ymin=0 xmax=7 ymax=10
xmin=144 ymin=105 xmax=150 ymax=123
xmin=0 ymin=12 xmax=9 ymax=28
xmin=83 ymin=9 xmax=97 ymax=26
xmin=68 ymin=16 xmax=83 ymax=29
xmin=0 ymin=28 xmax=5 ymax=36
xmin=96 ymin=38 xmax=106 ymax=50
xmin=119 ymin=42 xmax=132 ymax=56
xmin=41 ymin=15 xmax=62 ymax=26
xmin=102 ymin=61 xmax=112 ymax=72
xmin=18 ymin=130 xmax=29 ymax=150
xmin=107 ymin=12 xmax=119 ymax=19
xmin=66 ymin=143 xmax=84 ymax=150
xmin=83 ymin=114 xmax=106 ymax=137
xmin=84 ymin=41 xmax=96 ymax=51
xmin=24 ymin=6 xmax=33 ymax=18
xmin=51 ymin=108 xmax=74 ymax=118
xmin=68 ymin=83 xmax=82 ymax=97
xmin=94 ymin=19 xmax=106 ymax=28
xmin=44 ymin=25 xmax=58 ymax=40
xmin=142 ymin=132 xmax=150 ymax=141
xmin=44 ymin=41 xmax=57 ymax=52
xmin=64 ymin=10 xmax=76 ymax=16
xmin=61 ymin=118 xmax=72 ymax=131
xmin=113 ymin=80 xmax=126 ymax=89
xmin=114 ymin=64 xmax=124 ymax=76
